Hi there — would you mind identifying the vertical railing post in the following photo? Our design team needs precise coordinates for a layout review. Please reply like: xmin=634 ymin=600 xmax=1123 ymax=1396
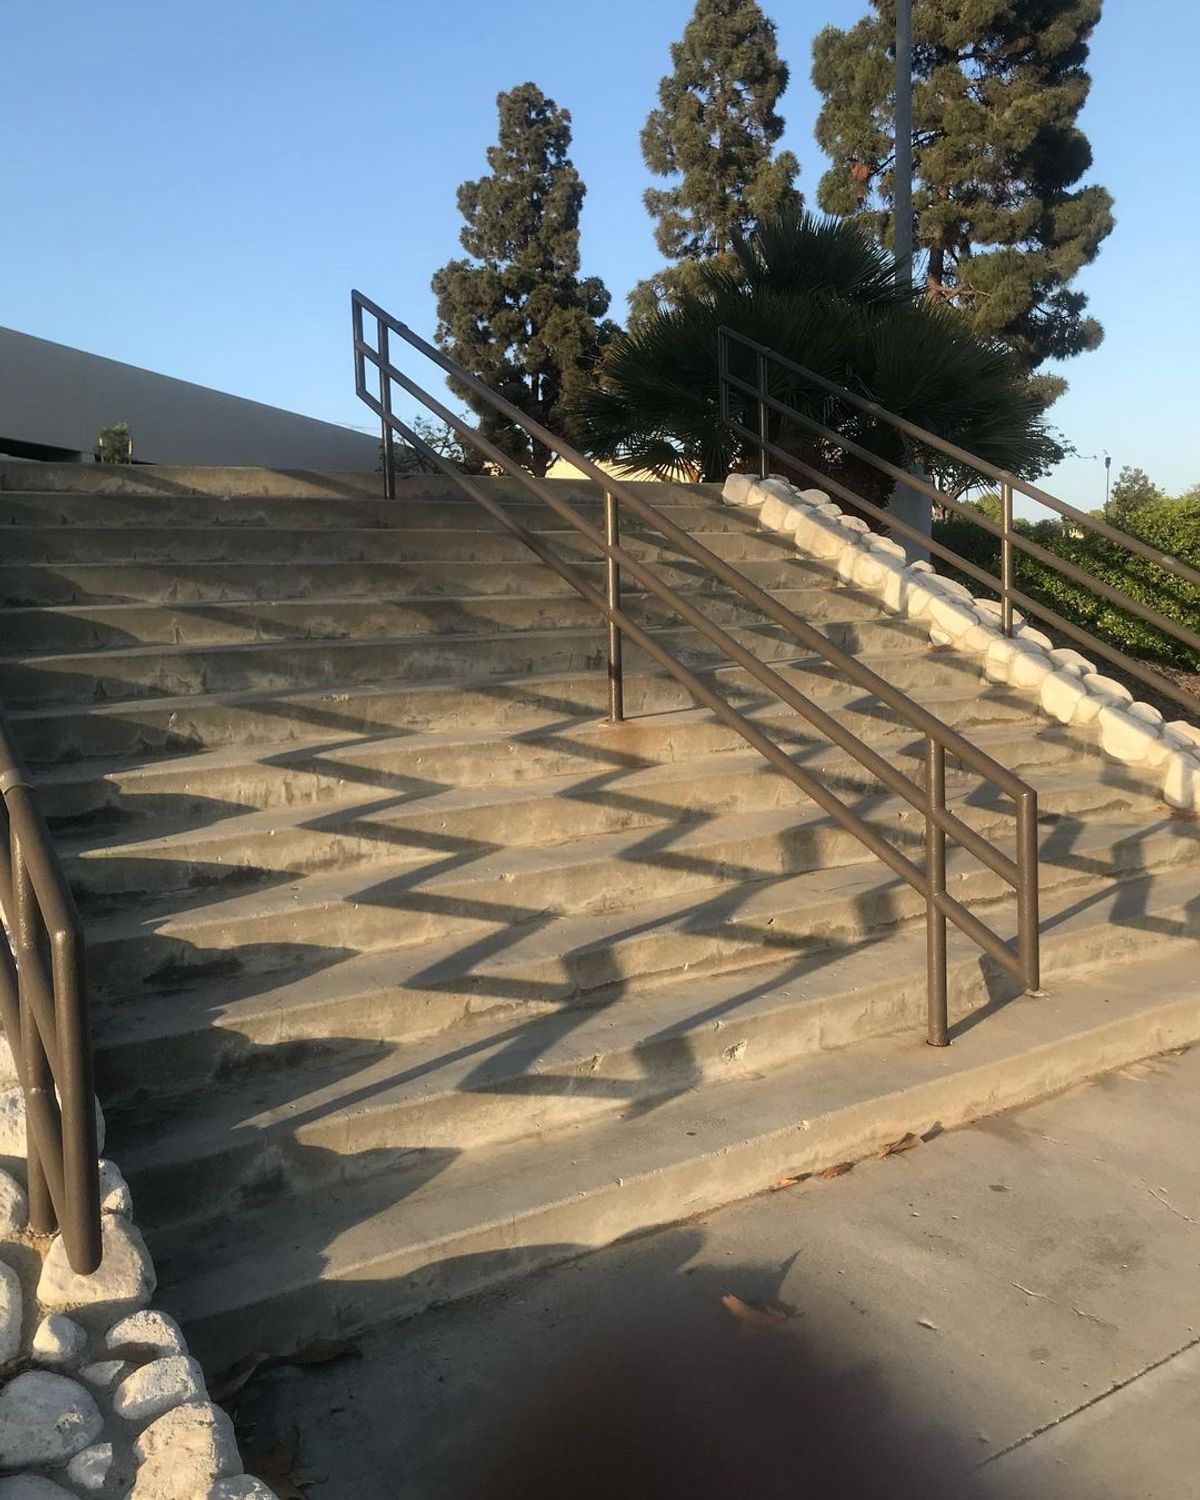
xmin=1000 ymin=480 xmax=1014 ymax=636
xmin=604 ymin=491 xmax=624 ymax=723
xmin=11 ymin=837 xmax=55 ymax=1234
xmin=756 ymin=352 xmax=770 ymax=480
xmin=717 ymin=331 xmax=731 ymax=425
xmin=925 ymin=738 xmax=949 ymax=1047
xmin=378 ymin=320 xmax=396 ymax=502
xmin=1017 ymin=789 xmax=1042 ymax=996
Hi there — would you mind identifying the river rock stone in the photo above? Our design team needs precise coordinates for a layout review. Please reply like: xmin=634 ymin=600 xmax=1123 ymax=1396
xmin=67 ymin=1442 xmax=114 ymax=1492
xmin=0 ymin=1035 xmax=15 ymax=1092
xmin=114 ymin=1353 xmax=206 ymax=1423
xmin=1098 ymin=705 xmax=1161 ymax=764
xmin=0 ymin=1480 xmax=77 ymax=1498
xmin=208 ymin=1481 xmax=280 ymax=1499
xmin=1163 ymin=749 xmax=1200 ymax=813
xmin=131 ymin=1402 xmax=242 ymax=1499
xmin=0 ymin=1259 xmax=22 ymax=1365
xmin=80 ymin=1360 xmax=128 ymax=1388
xmin=38 ymin=1213 xmax=155 ymax=1324
xmin=106 ymin=1307 xmax=187 ymax=1357
xmin=0 ymin=1370 xmax=103 ymax=1465
xmin=1041 ymin=671 xmax=1089 ymax=726
xmin=32 ymin=1313 xmax=86 ymax=1366
xmin=722 ymin=472 xmax=755 ymax=506
xmin=98 ymin=1158 xmax=133 ymax=1216
xmin=0 ymin=1090 xmax=105 ymax=1170
xmin=0 ymin=1170 xmax=28 ymax=1237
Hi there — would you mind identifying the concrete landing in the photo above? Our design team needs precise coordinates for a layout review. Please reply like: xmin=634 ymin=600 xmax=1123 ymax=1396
xmin=233 ymin=1044 xmax=1200 ymax=1499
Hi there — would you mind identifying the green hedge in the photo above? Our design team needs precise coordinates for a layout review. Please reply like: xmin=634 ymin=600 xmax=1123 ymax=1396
xmin=931 ymin=497 xmax=1200 ymax=671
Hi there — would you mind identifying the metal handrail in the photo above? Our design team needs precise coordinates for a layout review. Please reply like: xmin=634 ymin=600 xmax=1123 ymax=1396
xmin=352 ymin=290 xmax=1042 ymax=1045
xmin=0 ymin=715 xmax=101 ymax=1271
xmin=718 ymin=326 xmax=1200 ymax=718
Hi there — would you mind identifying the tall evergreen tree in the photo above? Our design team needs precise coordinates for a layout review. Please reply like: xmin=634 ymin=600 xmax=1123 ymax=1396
xmin=632 ymin=0 xmax=801 ymax=319
xmin=431 ymin=83 xmax=615 ymax=476
xmin=812 ymin=0 xmax=1115 ymax=404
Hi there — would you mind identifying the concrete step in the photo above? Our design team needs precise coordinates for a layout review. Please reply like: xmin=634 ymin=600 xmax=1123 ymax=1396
xmin=0 ymin=554 xmax=825 ymax=608
xmin=8 ymin=651 xmax=1001 ymax=765
xmin=111 ymin=865 xmax=1198 ymax=1240
xmin=62 ymin=732 xmax=1101 ymax=902
xmin=0 ymin=582 xmax=888 ymax=655
xmin=140 ymin=879 xmax=1200 ymax=1369
xmin=0 ymin=523 xmax=794 ymax=568
xmin=1 ymin=617 xmax=931 ymax=708
xmin=85 ymin=802 xmax=1199 ymax=1020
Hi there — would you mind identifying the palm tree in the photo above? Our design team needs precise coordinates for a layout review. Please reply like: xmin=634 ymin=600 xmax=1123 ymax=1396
xmin=572 ymin=212 xmax=1061 ymax=495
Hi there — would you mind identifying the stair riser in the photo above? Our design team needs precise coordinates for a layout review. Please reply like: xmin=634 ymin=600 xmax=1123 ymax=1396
xmin=38 ymin=707 xmax=1072 ymax=836
xmin=162 ymin=986 xmax=1200 ymax=1369
xmin=0 ymin=556 xmax=822 ymax=608
xmin=1 ymin=620 xmax=930 ymax=708
xmin=120 ymin=897 xmax=1193 ymax=1236
xmin=11 ymin=654 xmax=995 ymax=764
xmin=86 ymin=816 xmax=1198 ymax=1007
xmin=0 ymin=526 xmax=794 ymax=568
xmin=66 ymin=748 xmax=1125 ymax=903
xmin=3 ymin=584 xmax=888 ymax=655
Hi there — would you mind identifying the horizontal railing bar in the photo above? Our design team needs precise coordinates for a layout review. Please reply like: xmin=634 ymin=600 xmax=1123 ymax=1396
xmin=720 ymin=326 xmax=1200 ymax=593
xmin=385 ymin=410 xmax=935 ymax=896
xmin=930 ymin=807 xmax=1020 ymax=887
xmin=358 ymin=340 xmax=1030 ymax=805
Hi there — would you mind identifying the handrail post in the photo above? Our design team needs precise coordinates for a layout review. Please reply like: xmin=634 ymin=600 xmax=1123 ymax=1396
xmin=12 ymin=837 xmax=55 ymax=1233
xmin=1017 ymin=791 xmax=1042 ymax=995
xmin=604 ymin=491 xmax=624 ymax=723
xmin=378 ymin=319 xmax=396 ymax=501
xmin=756 ymin=353 xmax=770 ymax=480
xmin=717 ymin=331 xmax=731 ymax=425
xmin=1000 ymin=480 xmax=1014 ymax=636
xmin=925 ymin=738 xmax=950 ymax=1047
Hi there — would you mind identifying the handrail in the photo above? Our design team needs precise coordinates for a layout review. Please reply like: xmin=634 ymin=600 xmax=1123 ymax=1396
xmin=352 ymin=290 xmax=1042 ymax=1045
xmin=0 ymin=714 xmax=101 ymax=1271
xmin=718 ymin=326 xmax=1200 ymax=718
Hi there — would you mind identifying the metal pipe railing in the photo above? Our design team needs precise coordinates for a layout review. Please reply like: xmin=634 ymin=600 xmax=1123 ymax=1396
xmin=718 ymin=326 xmax=1200 ymax=718
xmin=352 ymin=290 xmax=1043 ymax=1043
xmin=0 ymin=716 xmax=101 ymax=1271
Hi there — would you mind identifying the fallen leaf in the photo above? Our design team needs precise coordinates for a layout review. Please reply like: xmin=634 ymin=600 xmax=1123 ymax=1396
xmin=721 ymin=1293 xmax=794 ymax=1330
xmin=284 ymin=1338 xmax=362 ymax=1367
xmin=917 ymin=1318 xmax=939 ymax=1332
xmin=818 ymin=1161 xmax=854 ymax=1180
xmin=772 ymin=1175 xmax=803 ymax=1191
xmin=878 ymin=1132 xmax=919 ymax=1158
xmin=252 ymin=1428 xmax=306 ymax=1499
xmin=210 ymin=1352 xmax=270 ymax=1403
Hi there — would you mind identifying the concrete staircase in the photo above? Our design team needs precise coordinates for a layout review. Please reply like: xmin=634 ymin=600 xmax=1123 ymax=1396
xmin=2 ymin=467 xmax=1198 ymax=1368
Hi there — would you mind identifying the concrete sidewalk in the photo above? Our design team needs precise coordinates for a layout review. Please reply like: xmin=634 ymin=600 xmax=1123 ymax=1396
xmin=236 ymin=1044 xmax=1200 ymax=1498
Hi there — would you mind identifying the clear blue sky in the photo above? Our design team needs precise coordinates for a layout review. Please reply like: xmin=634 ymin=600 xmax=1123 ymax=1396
xmin=4 ymin=0 xmax=1196 ymax=507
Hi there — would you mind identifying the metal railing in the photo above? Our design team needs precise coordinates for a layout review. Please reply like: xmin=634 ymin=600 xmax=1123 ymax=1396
xmin=352 ymin=290 xmax=1042 ymax=1045
xmin=0 ymin=715 xmax=101 ymax=1271
xmin=718 ymin=325 xmax=1200 ymax=718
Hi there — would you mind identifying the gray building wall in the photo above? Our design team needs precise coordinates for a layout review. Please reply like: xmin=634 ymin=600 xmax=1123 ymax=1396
xmin=0 ymin=326 xmax=378 ymax=470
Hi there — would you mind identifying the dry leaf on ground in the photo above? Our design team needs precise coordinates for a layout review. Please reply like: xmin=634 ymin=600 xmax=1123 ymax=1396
xmin=210 ymin=1352 xmax=271 ymax=1403
xmin=878 ymin=1132 xmax=920 ymax=1158
xmin=721 ymin=1293 xmax=795 ymax=1330
xmin=818 ymin=1161 xmax=854 ymax=1180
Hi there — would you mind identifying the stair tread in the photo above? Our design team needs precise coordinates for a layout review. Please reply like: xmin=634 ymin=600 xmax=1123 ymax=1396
xmin=113 ymin=866 xmax=1200 ymax=1180
xmin=152 ymin=924 xmax=1200 ymax=1347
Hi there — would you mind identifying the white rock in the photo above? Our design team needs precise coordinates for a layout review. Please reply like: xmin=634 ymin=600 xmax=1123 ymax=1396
xmin=0 ymin=1259 xmax=22 ymax=1365
xmin=796 ymin=488 xmax=830 ymax=506
xmin=984 ymin=636 xmax=1021 ymax=684
xmin=0 ymin=1089 xmax=105 ymax=1167
xmin=974 ymin=598 xmax=1025 ymax=629
xmin=38 ymin=1214 xmax=155 ymax=1324
xmin=98 ymin=1159 xmax=133 ymax=1217
xmin=32 ymin=1313 xmax=87 ymax=1366
xmin=929 ymin=596 xmax=979 ymax=640
xmin=754 ymin=477 xmax=796 ymax=502
xmin=1163 ymin=749 xmax=1200 ymax=813
xmin=869 ymin=536 xmax=908 ymax=562
xmin=793 ymin=510 xmax=847 ymax=560
xmin=0 ymin=1371 xmax=103 ymax=1465
xmin=1009 ymin=647 xmax=1055 ymax=691
xmin=961 ymin=622 xmax=999 ymax=654
xmin=1015 ymin=624 xmax=1054 ymax=651
xmin=0 ymin=1035 xmax=15 ymax=1092
xmin=1048 ymin=647 xmax=1097 ymax=677
xmin=758 ymin=493 xmax=795 ymax=530
xmin=106 ymin=1308 xmax=187 ymax=1358
xmin=80 ymin=1360 xmax=128 ymax=1388
xmin=1084 ymin=673 xmax=1134 ymax=705
xmin=837 ymin=515 xmax=871 ymax=536
xmin=876 ymin=557 xmax=911 ymax=614
xmin=851 ymin=549 xmax=890 ymax=590
xmin=931 ymin=576 xmax=974 ymax=603
xmin=0 ymin=1480 xmax=77 ymax=1498
xmin=1041 ymin=671 xmax=1089 ymax=725
xmin=1097 ymin=706 xmax=1162 ymax=765
xmin=904 ymin=578 xmax=943 ymax=621
xmin=774 ymin=502 xmax=809 ymax=534
xmin=929 ymin=625 xmax=953 ymax=648
xmin=1166 ymin=720 xmax=1200 ymax=749
xmin=0 ymin=1170 xmax=28 ymax=1236
xmin=1127 ymin=700 xmax=1164 ymax=727
xmin=722 ymin=473 xmax=755 ymax=506
xmin=114 ymin=1353 xmax=207 ymax=1423
xmin=908 ymin=559 xmax=936 ymax=575
xmin=131 ymin=1402 xmax=243 ymax=1499
xmin=208 ymin=1482 xmax=280 ymax=1499
xmin=67 ymin=1442 xmax=114 ymax=1492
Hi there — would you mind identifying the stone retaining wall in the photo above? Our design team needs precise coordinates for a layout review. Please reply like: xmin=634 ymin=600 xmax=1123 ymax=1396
xmin=722 ymin=472 xmax=1200 ymax=813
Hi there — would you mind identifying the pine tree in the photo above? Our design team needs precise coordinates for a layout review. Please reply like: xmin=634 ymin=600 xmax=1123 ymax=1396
xmin=812 ymin=0 xmax=1115 ymax=404
xmin=632 ymin=0 xmax=801 ymax=320
xmin=431 ymin=83 xmax=615 ymax=477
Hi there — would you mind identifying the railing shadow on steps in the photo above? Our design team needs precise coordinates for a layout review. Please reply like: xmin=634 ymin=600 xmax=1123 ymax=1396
xmin=0 ymin=712 xmax=101 ymax=1270
xmin=717 ymin=325 xmax=1200 ymax=719
xmin=351 ymin=289 xmax=1042 ymax=1047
